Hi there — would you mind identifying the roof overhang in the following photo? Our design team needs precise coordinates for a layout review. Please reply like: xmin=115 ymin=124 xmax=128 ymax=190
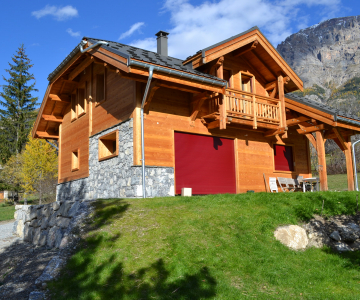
xmin=183 ymin=27 xmax=304 ymax=93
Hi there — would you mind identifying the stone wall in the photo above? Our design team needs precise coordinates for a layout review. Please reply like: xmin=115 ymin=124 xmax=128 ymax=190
xmin=56 ymin=119 xmax=175 ymax=200
xmin=13 ymin=201 xmax=82 ymax=249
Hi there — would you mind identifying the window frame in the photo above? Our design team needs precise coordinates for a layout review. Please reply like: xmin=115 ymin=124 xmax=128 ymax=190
xmin=272 ymin=142 xmax=296 ymax=174
xmin=98 ymin=130 xmax=119 ymax=161
xmin=77 ymin=82 xmax=87 ymax=118
xmin=223 ymin=68 xmax=232 ymax=88
xmin=71 ymin=149 xmax=80 ymax=172
xmin=71 ymin=93 xmax=77 ymax=122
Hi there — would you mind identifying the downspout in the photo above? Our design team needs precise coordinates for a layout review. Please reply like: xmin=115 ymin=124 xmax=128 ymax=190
xmin=79 ymin=39 xmax=109 ymax=53
xmin=140 ymin=66 xmax=155 ymax=198
xmin=352 ymin=139 xmax=360 ymax=191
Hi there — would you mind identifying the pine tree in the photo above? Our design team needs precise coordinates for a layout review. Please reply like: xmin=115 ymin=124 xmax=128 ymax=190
xmin=0 ymin=44 xmax=38 ymax=164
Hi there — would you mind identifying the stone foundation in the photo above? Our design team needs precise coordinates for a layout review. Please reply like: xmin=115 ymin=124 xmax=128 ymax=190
xmin=13 ymin=201 xmax=82 ymax=249
xmin=56 ymin=119 xmax=175 ymax=200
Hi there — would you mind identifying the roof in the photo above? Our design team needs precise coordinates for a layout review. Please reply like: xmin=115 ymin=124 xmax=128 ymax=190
xmin=286 ymin=94 xmax=360 ymax=124
xmin=48 ymin=37 xmax=221 ymax=82
xmin=185 ymin=26 xmax=288 ymax=65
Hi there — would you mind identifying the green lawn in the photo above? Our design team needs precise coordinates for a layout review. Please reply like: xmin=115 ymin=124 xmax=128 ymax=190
xmin=328 ymin=173 xmax=360 ymax=191
xmin=49 ymin=192 xmax=360 ymax=300
xmin=0 ymin=203 xmax=15 ymax=222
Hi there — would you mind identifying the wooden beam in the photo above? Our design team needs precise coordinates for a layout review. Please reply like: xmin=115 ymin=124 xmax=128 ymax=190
xmin=286 ymin=116 xmax=310 ymax=127
xmin=237 ymin=56 xmax=267 ymax=84
xmin=345 ymin=136 xmax=355 ymax=191
xmin=143 ymin=81 xmax=160 ymax=114
xmin=68 ymin=57 xmax=93 ymax=81
xmin=297 ymin=124 xmax=325 ymax=134
xmin=265 ymin=81 xmax=276 ymax=91
xmin=263 ymin=127 xmax=286 ymax=137
xmin=316 ymin=131 xmax=328 ymax=191
xmin=42 ymin=115 xmax=63 ymax=123
xmin=209 ymin=56 xmax=224 ymax=76
xmin=305 ymin=133 xmax=317 ymax=150
xmin=251 ymin=51 xmax=277 ymax=79
xmin=36 ymin=131 xmax=59 ymax=139
xmin=232 ymin=40 xmax=259 ymax=58
xmin=332 ymin=128 xmax=348 ymax=150
xmin=190 ymin=92 xmax=210 ymax=122
xmin=219 ymin=94 xmax=226 ymax=129
xmin=133 ymin=82 xmax=142 ymax=165
xmin=49 ymin=94 xmax=70 ymax=103
xmin=325 ymin=129 xmax=354 ymax=139
xmin=207 ymin=120 xmax=220 ymax=129
xmin=278 ymin=75 xmax=287 ymax=131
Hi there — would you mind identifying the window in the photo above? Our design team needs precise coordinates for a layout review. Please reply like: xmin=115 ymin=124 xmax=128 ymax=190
xmin=96 ymin=70 xmax=105 ymax=106
xmin=223 ymin=69 xmax=232 ymax=88
xmin=241 ymin=74 xmax=253 ymax=93
xmin=78 ymin=88 xmax=86 ymax=117
xmin=98 ymin=130 xmax=118 ymax=161
xmin=274 ymin=144 xmax=294 ymax=172
xmin=71 ymin=93 xmax=77 ymax=121
xmin=72 ymin=149 xmax=79 ymax=171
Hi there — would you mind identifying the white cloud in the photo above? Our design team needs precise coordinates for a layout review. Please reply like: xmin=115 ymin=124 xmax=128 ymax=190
xmin=66 ymin=28 xmax=81 ymax=38
xmin=130 ymin=0 xmax=341 ymax=59
xmin=119 ymin=22 xmax=145 ymax=40
xmin=32 ymin=5 xmax=78 ymax=21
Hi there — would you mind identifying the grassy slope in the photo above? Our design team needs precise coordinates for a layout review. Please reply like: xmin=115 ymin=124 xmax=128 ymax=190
xmin=0 ymin=204 xmax=15 ymax=222
xmin=49 ymin=192 xmax=360 ymax=300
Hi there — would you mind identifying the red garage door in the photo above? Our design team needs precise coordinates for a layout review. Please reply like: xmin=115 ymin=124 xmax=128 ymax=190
xmin=175 ymin=132 xmax=236 ymax=194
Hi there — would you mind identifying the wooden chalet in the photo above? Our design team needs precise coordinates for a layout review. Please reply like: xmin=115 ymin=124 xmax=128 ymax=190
xmin=33 ymin=26 xmax=360 ymax=199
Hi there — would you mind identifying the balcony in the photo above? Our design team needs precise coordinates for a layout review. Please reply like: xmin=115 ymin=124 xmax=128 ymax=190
xmin=202 ymin=88 xmax=283 ymax=130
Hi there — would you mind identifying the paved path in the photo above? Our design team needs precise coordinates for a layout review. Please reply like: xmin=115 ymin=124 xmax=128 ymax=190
xmin=0 ymin=220 xmax=20 ymax=251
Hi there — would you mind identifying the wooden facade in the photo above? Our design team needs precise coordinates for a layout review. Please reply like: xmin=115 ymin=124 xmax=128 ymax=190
xmin=33 ymin=27 xmax=360 ymax=194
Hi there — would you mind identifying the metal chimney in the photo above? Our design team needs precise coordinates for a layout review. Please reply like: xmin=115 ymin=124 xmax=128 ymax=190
xmin=155 ymin=31 xmax=169 ymax=56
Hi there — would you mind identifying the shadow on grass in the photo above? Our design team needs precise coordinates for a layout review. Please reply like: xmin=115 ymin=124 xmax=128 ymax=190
xmin=50 ymin=198 xmax=217 ymax=299
xmin=321 ymin=247 xmax=360 ymax=271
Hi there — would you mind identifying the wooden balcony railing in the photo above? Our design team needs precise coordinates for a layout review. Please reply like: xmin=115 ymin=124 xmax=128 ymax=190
xmin=206 ymin=88 xmax=282 ymax=129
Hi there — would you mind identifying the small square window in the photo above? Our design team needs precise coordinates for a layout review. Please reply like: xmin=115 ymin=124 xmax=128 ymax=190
xmin=98 ymin=130 xmax=118 ymax=161
xmin=96 ymin=71 xmax=105 ymax=106
xmin=72 ymin=149 xmax=79 ymax=171
xmin=78 ymin=88 xmax=86 ymax=117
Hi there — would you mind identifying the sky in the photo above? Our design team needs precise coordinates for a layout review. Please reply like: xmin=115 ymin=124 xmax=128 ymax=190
xmin=0 ymin=0 xmax=359 ymax=104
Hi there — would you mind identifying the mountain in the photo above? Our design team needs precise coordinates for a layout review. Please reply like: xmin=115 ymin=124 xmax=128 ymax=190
xmin=277 ymin=15 xmax=360 ymax=116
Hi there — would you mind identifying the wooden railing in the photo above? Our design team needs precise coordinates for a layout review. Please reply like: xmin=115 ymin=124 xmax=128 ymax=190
xmin=207 ymin=88 xmax=282 ymax=129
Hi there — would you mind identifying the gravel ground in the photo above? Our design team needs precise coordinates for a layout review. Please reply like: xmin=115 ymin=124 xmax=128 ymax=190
xmin=0 ymin=220 xmax=20 ymax=251
xmin=0 ymin=200 xmax=94 ymax=300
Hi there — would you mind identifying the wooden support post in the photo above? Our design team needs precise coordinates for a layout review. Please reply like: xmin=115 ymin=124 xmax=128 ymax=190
xmin=277 ymin=76 xmax=285 ymax=122
xmin=219 ymin=94 xmax=226 ymax=130
xmin=251 ymin=78 xmax=257 ymax=129
xmin=316 ymin=131 xmax=328 ymax=191
xmin=133 ymin=82 xmax=142 ymax=165
xmin=58 ymin=124 xmax=62 ymax=184
xmin=345 ymin=136 xmax=355 ymax=191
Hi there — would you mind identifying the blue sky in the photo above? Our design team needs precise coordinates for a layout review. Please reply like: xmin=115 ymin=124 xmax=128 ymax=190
xmin=0 ymin=0 xmax=359 ymax=104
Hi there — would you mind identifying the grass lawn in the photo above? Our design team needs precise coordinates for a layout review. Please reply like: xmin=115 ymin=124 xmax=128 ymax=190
xmin=49 ymin=192 xmax=360 ymax=300
xmin=0 ymin=203 xmax=15 ymax=222
xmin=328 ymin=173 xmax=360 ymax=191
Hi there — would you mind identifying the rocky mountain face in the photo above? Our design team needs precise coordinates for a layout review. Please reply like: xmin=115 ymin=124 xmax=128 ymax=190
xmin=277 ymin=15 xmax=360 ymax=89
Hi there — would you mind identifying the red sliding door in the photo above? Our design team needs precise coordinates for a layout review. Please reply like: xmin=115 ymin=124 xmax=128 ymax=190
xmin=175 ymin=132 xmax=236 ymax=194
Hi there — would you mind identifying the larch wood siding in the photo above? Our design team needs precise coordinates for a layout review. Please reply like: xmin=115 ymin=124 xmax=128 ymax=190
xmin=59 ymin=63 xmax=136 ymax=183
xmin=91 ymin=64 xmax=136 ymax=136
xmin=142 ymin=87 xmax=311 ymax=193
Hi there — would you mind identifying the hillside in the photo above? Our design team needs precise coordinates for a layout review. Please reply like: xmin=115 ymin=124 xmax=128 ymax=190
xmin=48 ymin=194 xmax=360 ymax=299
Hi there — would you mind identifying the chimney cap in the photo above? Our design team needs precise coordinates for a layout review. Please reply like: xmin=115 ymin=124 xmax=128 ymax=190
xmin=155 ymin=31 xmax=170 ymax=37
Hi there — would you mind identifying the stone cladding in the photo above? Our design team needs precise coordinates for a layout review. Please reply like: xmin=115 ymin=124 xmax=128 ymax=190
xmin=56 ymin=119 xmax=175 ymax=200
